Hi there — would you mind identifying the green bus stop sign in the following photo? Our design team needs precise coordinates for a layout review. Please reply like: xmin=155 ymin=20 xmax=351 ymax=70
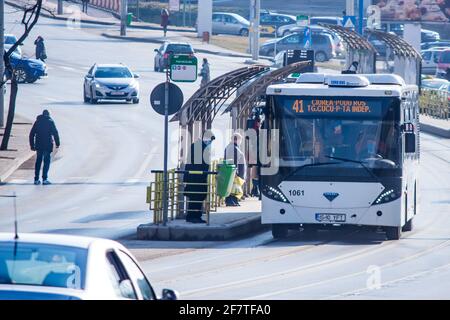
xmin=169 ymin=55 xmax=198 ymax=82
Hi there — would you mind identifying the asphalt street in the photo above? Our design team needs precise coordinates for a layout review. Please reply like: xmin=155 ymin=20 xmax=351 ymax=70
xmin=1 ymin=5 xmax=450 ymax=299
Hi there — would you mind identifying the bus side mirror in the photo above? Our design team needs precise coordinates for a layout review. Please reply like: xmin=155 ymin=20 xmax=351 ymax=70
xmin=405 ymin=133 xmax=416 ymax=153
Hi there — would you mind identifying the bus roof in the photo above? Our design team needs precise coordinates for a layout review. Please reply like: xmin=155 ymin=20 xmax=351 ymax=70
xmin=267 ymin=73 xmax=417 ymax=97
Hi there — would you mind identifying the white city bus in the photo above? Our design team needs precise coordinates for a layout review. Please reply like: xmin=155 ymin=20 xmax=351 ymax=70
xmin=261 ymin=73 xmax=419 ymax=240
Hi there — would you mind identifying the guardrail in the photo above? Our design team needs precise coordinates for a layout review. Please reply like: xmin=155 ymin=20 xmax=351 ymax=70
xmin=420 ymin=88 xmax=450 ymax=120
xmin=146 ymin=167 xmax=219 ymax=225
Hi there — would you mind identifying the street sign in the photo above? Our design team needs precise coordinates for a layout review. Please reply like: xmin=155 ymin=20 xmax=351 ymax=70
xmin=302 ymin=27 xmax=312 ymax=49
xmin=343 ymin=15 xmax=357 ymax=30
xmin=169 ymin=55 xmax=197 ymax=82
xmin=150 ymin=82 xmax=184 ymax=116
xmin=296 ymin=15 xmax=309 ymax=27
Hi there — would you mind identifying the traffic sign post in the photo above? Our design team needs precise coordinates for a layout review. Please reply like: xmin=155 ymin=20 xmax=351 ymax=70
xmin=169 ymin=55 xmax=198 ymax=82
xmin=150 ymin=58 xmax=185 ymax=226
xmin=296 ymin=15 xmax=309 ymax=27
xmin=343 ymin=15 xmax=357 ymax=30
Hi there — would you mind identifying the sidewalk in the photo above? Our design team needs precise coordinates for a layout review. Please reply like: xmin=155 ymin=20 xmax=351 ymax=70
xmin=0 ymin=116 xmax=34 ymax=183
xmin=137 ymin=197 xmax=266 ymax=241
xmin=420 ymin=115 xmax=450 ymax=138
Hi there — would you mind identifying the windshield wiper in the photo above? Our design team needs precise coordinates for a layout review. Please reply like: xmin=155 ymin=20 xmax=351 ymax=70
xmin=283 ymin=161 xmax=340 ymax=180
xmin=324 ymin=155 xmax=378 ymax=179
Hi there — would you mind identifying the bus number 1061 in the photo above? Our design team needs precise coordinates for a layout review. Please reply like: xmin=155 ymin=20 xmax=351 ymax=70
xmin=289 ymin=190 xmax=305 ymax=196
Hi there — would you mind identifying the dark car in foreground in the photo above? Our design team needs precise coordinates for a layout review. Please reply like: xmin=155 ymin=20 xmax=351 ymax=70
xmin=154 ymin=42 xmax=195 ymax=72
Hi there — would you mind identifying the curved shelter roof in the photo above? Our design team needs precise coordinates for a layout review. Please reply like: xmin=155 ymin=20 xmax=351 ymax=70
xmin=364 ymin=29 xmax=421 ymax=59
xmin=171 ymin=65 xmax=269 ymax=125
xmin=318 ymin=23 xmax=375 ymax=51
xmin=223 ymin=61 xmax=313 ymax=119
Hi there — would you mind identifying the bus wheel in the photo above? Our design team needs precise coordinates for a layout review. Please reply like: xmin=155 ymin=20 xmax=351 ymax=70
xmin=385 ymin=226 xmax=401 ymax=240
xmin=272 ymin=225 xmax=289 ymax=239
xmin=402 ymin=218 xmax=413 ymax=232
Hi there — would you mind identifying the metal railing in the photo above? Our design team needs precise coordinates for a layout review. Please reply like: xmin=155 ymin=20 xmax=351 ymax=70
xmin=420 ymin=88 xmax=450 ymax=120
xmin=146 ymin=167 xmax=219 ymax=225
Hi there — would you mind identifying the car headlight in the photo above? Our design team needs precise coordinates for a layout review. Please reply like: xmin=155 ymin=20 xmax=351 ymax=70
xmin=129 ymin=81 xmax=138 ymax=89
xmin=28 ymin=62 xmax=43 ymax=69
xmin=94 ymin=82 xmax=103 ymax=89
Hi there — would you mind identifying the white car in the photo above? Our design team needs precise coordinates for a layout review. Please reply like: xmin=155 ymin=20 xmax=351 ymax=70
xmin=0 ymin=233 xmax=178 ymax=300
xmin=83 ymin=64 xmax=140 ymax=104
xmin=421 ymin=47 xmax=448 ymax=75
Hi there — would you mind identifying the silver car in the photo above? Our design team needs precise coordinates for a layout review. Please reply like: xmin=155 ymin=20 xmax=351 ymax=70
xmin=212 ymin=12 xmax=250 ymax=36
xmin=83 ymin=64 xmax=140 ymax=104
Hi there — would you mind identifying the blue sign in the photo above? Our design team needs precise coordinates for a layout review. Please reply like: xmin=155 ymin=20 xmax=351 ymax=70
xmin=343 ymin=15 xmax=357 ymax=30
xmin=302 ymin=27 xmax=312 ymax=49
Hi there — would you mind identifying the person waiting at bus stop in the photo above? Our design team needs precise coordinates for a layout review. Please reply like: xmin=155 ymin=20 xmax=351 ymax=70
xmin=183 ymin=135 xmax=215 ymax=223
xmin=224 ymin=133 xmax=247 ymax=206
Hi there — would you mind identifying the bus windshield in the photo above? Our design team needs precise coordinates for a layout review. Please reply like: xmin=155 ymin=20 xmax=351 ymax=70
xmin=272 ymin=95 xmax=401 ymax=177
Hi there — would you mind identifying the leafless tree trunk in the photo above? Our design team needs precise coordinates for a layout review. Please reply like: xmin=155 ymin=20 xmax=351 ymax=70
xmin=1 ymin=0 xmax=43 ymax=150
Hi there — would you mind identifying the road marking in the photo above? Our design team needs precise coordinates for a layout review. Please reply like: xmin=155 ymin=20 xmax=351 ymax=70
xmin=9 ymin=179 xmax=28 ymax=184
xmin=95 ymin=196 xmax=109 ymax=202
xmin=57 ymin=66 xmax=78 ymax=72
xmin=64 ymin=206 xmax=80 ymax=212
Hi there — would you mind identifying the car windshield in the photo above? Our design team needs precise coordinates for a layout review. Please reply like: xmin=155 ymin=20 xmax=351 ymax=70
xmin=4 ymin=36 xmax=17 ymax=44
xmin=94 ymin=67 xmax=132 ymax=78
xmin=272 ymin=96 xmax=402 ymax=178
xmin=440 ymin=51 xmax=450 ymax=63
xmin=0 ymin=242 xmax=87 ymax=289
xmin=166 ymin=44 xmax=194 ymax=54
xmin=422 ymin=80 xmax=448 ymax=89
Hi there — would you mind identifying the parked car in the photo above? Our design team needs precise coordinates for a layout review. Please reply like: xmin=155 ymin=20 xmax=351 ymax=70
xmin=310 ymin=16 xmax=343 ymax=26
xmin=260 ymin=13 xmax=296 ymax=34
xmin=436 ymin=49 xmax=450 ymax=79
xmin=259 ymin=32 xmax=336 ymax=62
xmin=3 ymin=34 xmax=22 ymax=57
xmin=83 ymin=63 xmax=140 ymax=104
xmin=421 ymin=29 xmax=440 ymax=43
xmin=212 ymin=12 xmax=250 ymax=36
xmin=276 ymin=16 xmax=343 ymax=37
xmin=154 ymin=41 xmax=195 ymax=72
xmin=4 ymin=51 xmax=47 ymax=83
xmin=421 ymin=41 xmax=450 ymax=50
xmin=421 ymin=48 xmax=447 ymax=75
xmin=421 ymin=78 xmax=448 ymax=90
xmin=277 ymin=25 xmax=345 ymax=57
xmin=0 ymin=233 xmax=178 ymax=300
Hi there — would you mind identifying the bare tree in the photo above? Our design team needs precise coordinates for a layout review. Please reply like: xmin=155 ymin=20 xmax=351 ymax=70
xmin=1 ymin=0 xmax=43 ymax=150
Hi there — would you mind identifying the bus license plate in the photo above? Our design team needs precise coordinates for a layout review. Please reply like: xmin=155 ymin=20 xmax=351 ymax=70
xmin=315 ymin=213 xmax=346 ymax=223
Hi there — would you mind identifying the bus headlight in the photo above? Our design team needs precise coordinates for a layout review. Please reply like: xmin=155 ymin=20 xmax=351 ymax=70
xmin=262 ymin=185 xmax=289 ymax=203
xmin=372 ymin=188 xmax=401 ymax=205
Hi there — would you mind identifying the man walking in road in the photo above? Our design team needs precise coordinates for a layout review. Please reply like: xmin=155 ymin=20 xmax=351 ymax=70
xmin=29 ymin=110 xmax=60 ymax=185
xmin=81 ymin=0 xmax=89 ymax=14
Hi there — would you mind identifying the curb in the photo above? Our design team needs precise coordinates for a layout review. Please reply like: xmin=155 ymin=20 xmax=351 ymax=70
xmin=136 ymin=215 xmax=268 ymax=241
xmin=5 ymin=1 xmax=116 ymax=26
xmin=100 ymin=33 xmax=268 ymax=60
xmin=420 ymin=122 xmax=450 ymax=138
xmin=0 ymin=150 xmax=34 ymax=183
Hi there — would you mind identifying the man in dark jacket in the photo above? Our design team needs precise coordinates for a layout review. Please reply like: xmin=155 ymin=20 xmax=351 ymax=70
xmin=29 ymin=110 xmax=60 ymax=185
xmin=183 ymin=135 xmax=215 ymax=223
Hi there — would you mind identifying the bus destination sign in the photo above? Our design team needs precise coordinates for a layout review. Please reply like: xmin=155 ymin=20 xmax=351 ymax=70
xmin=289 ymin=98 xmax=382 ymax=117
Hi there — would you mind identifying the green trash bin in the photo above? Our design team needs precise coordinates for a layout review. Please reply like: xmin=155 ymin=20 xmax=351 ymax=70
xmin=127 ymin=13 xmax=133 ymax=26
xmin=216 ymin=160 xmax=236 ymax=198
